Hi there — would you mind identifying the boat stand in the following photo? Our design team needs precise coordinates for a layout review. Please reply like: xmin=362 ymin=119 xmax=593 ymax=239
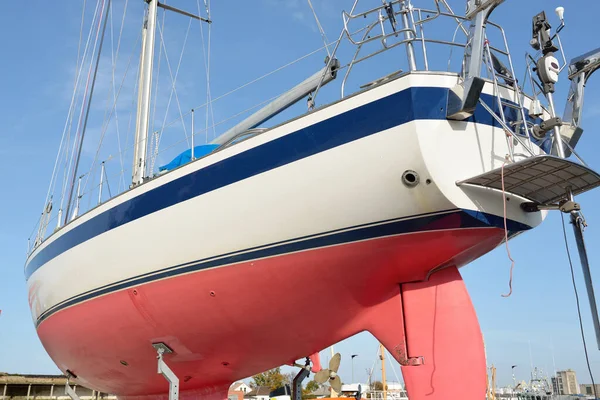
xmin=153 ymin=343 xmax=179 ymax=400
xmin=65 ymin=371 xmax=80 ymax=400
xmin=291 ymin=359 xmax=311 ymax=400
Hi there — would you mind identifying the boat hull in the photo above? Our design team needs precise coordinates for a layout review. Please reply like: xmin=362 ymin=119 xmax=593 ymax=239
xmin=26 ymin=72 xmax=546 ymax=400
xmin=37 ymin=224 xmax=504 ymax=397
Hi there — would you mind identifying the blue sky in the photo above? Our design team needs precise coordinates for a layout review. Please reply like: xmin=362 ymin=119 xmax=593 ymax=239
xmin=1 ymin=0 xmax=600 ymax=390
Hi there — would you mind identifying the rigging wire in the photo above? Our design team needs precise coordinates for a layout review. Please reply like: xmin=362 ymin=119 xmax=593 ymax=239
xmin=75 ymin=0 xmax=88 ymax=91
xmin=153 ymin=19 xmax=193 ymax=164
xmin=157 ymin=19 xmax=193 ymax=138
xmin=197 ymin=0 xmax=216 ymax=141
xmin=386 ymin=348 xmax=403 ymax=386
xmin=121 ymin=44 xmax=142 ymax=192
xmin=151 ymin=2 xmax=167 ymax=143
xmin=560 ymin=214 xmax=598 ymax=399
xmin=149 ymin=5 xmax=167 ymax=175
xmin=82 ymin=0 xmax=134 ymax=205
xmin=62 ymin=2 xmax=106 ymax=203
xmin=154 ymin=91 xmax=284 ymax=158
xmin=64 ymin=0 xmax=111 ymax=223
xmin=62 ymin=0 xmax=106 ymax=215
xmin=111 ymin=0 xmax=130 ymax=192
xmin=205 ymin=0 xmax=215 ymax=140
xmin=306 ymin=0 xmax=332 ymax=58
xmin=84 ymin=3 xmax=119 ymax=212
xmin=62 ymin=0 xmax=90 ymax=206
xmin=58 ymin=0 xmax=105 ymax=216
xmin=156 ymin=43 xmax=349 ymax=138
xmin=45 ymin=0 xmax=100 ymax=217
xmin=178 ymin=40 xmax=336 ymax=128
xmin=81 ymin=29 xmax=142 ymax=197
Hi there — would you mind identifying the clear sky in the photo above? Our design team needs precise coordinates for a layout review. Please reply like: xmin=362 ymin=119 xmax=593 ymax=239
xmin=1 ymin=0 xmax=600 ymax=390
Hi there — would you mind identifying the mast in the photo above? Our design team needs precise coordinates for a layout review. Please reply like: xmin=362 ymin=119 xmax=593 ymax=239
xmin=64 ymin=0 xmax=111 ymax=224
xmin=132 ymin=0 xmax=158 ymax=185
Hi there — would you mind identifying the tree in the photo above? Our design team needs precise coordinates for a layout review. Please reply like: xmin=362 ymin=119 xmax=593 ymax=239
xmin=251 ymin=367 xmax=286 ymax=390
xmin=302 ymin=380 xmax=321 ymax=400
xmin=304 ymin=380 xmax=320 ymax=393
xmin=372 ymin=381 xmax=384 ymax=391
xmin=283 ymin=372 xmax=295 ymax=388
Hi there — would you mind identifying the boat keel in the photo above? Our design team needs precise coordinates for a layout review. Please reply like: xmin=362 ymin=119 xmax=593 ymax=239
xmin=367 ymin=266 xmax=486 ymax=400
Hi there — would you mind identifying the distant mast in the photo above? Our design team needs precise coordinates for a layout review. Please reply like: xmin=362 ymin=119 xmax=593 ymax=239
xmin=132 ymin=0 xmax=158 ymax=185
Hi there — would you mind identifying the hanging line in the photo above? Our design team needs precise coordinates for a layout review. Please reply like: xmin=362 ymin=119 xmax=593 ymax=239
xmin=307 ymin=0 xmax=331 ymax=58
xmin=500 ymin=157 xmax=516 ymax=298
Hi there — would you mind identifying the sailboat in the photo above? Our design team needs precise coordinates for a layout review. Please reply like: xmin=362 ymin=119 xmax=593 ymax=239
xmin=24 ymin=1 xmax=600 ymax=400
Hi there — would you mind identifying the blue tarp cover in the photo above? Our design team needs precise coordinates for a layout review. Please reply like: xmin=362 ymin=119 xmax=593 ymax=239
xmin=159 ymin=144 xmax=219 ymax=172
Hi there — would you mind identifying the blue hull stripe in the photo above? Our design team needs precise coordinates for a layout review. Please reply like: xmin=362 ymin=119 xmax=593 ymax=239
xmin=35 ymin=208 xmax=529 ymax=326
xmin=25 ymin=85 xmax=535 ymax=279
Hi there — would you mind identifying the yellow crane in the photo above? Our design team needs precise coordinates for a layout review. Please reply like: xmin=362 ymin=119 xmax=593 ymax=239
xmin=380 ymin=344 xmax=387 ymax=400
xmin=486 ymin=365 xmax=496 ymax=400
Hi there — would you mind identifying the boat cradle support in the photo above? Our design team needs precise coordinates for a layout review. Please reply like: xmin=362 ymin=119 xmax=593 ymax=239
xmin=153 ymin=342 xmax=180 ymax=400
xmin=291 ymin=361 xmax=311 ymax=400
xmin=64 ymin=370 xmax=80 ymax=400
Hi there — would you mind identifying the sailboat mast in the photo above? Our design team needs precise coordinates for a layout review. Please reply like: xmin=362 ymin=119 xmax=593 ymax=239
xmin=132 ymin=0 xmax=158 ymax=185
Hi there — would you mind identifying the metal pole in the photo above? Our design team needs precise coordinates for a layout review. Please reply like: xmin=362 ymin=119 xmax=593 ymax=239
xmin=132 ymin=0 xmax=158 ymax=185
xmin=351 ymin=354 xmax=358 ymax=383
xmin=65 ymin=383 xmax=80 ymax=400
xmin=464 ymin=10 xmax=486 ymax=79
xmin=570 ymin=211 xmax=600 ymax=349
xmin=417 ymin=10 xmax=429 ymax=70
xmin=72 ymin=176 xmax=82 ymax=221
xmin=27 ymin=384 xmax=31 ymax=400
xmin=98 ymin=162 xmax=105 ymax=205
xmin=210 ymin=61 xmax=338 ymax=146
xmin=292 ymin=365 xmax=310 ymax=400
xmin=158 ymin=352 xmax=179 ymax=400
xmin=400 ymin=1 xmax=416 ymax=71
xmin=191 ymin=109 xmax=195 ymax=160
xmin=546 ymin=92 xmax=566 ymax=158
xmin=64 ymin=0 xmax=111 ymax=223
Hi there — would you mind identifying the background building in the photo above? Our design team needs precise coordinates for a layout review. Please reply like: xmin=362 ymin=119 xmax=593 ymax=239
xmin=0 ymin=374 xmax=115 ymax=400
xmin=243 ymin=386 xmax=271 ymax=400
xmin=579 ymin=383 xmax=600 ymax=397
xmin=552 ymin=370 xmax=580 ymax=395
